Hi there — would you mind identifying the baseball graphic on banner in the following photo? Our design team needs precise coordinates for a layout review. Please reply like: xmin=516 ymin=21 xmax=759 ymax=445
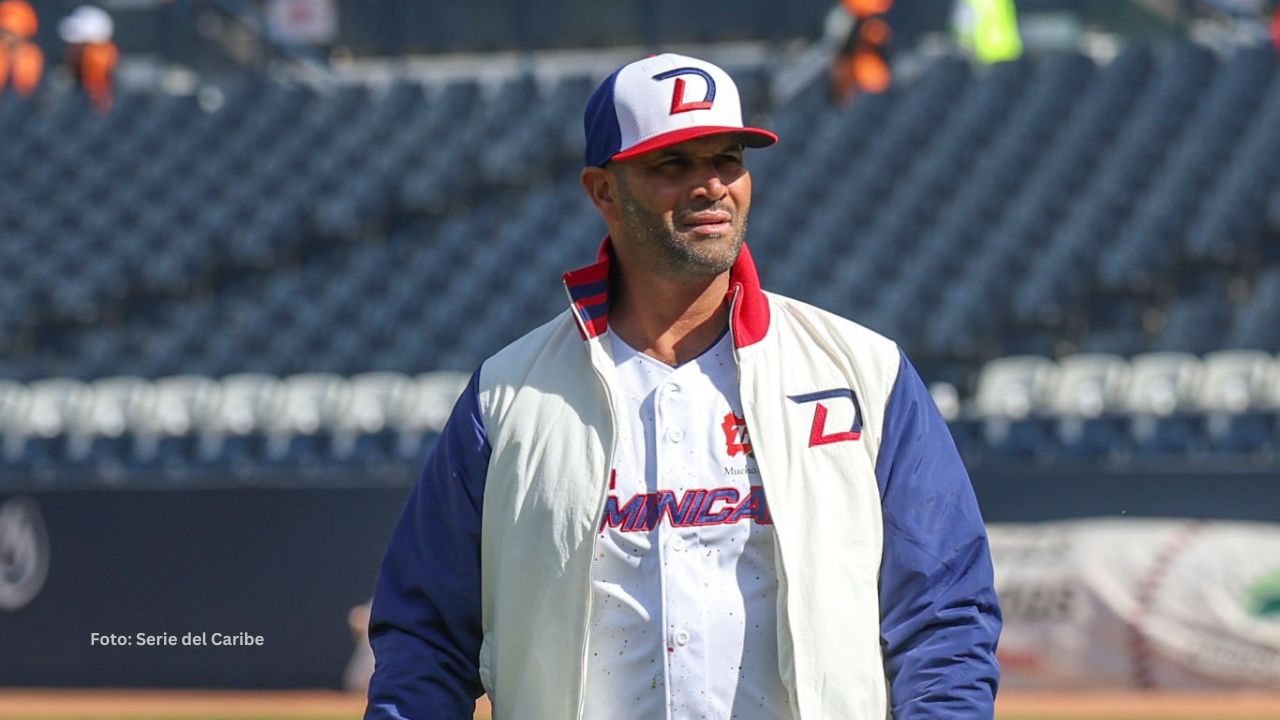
xmin=991 ymin=518 xmax=1280 ymax=690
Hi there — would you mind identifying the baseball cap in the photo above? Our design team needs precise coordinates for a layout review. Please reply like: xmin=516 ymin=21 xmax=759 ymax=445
xmin=59 ymin=5 xmax=113 ymax=44
xmin=583 ymin=53 xmax=778 ymax=167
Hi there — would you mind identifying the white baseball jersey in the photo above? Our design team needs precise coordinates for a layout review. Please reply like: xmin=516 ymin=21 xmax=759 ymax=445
xmin=580 ymin=327 xmax=791 ymax=719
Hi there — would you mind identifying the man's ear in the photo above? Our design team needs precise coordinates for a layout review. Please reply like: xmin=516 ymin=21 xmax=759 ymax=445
xmin=581 ymin=166 xmax=620 ymax=223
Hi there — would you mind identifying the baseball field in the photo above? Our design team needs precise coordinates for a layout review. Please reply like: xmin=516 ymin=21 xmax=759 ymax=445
xmin=2 ymin=690 xmax=1280 ymax=720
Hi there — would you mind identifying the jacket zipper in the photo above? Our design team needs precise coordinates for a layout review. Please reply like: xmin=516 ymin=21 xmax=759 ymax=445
xmin=727 ymin=284 xmax=798 ymax=719
xmin=727 ymin=284 xmax=743 ymax=402
xmin=563 ymin=281 xmax=622 ymax=720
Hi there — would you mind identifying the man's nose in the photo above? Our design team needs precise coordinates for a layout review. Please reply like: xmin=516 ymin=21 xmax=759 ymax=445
xmin=691 ymin=167 xmax=728 ymax=201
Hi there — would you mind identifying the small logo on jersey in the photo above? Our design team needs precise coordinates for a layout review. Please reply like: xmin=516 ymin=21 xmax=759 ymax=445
xmin=788 ymin=389 xmax=864 ymax=447
xmin=721 ymin=411 xmax=753 ymax=457
xmin=652 ymin=67 xmax=716 ymax=114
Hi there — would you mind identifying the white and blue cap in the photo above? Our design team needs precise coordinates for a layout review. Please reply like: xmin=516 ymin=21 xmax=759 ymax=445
xmin=583 ymin=53 xmax=778 ymax=167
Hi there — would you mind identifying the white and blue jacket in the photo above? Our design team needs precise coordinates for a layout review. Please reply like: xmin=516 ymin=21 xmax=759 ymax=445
xmin=366 ymin=241 xmax=1002 ymax=720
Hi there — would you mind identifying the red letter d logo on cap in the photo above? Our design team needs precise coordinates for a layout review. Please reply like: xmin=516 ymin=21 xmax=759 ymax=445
xmin=653 ymin=67 xmax=717 ymax=115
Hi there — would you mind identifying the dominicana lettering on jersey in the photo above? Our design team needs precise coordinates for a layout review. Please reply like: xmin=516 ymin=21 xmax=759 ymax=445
xmin=598 ymin=486 xmax=773 ymax=533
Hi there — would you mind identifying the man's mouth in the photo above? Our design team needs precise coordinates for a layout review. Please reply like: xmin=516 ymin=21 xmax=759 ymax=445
xmin=682 ymin=211 xmax=733 ymax=235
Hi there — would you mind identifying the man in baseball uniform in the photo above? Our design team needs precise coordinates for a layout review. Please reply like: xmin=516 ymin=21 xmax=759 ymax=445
xmin=366 ymin=53 xmax=1001 ymax=719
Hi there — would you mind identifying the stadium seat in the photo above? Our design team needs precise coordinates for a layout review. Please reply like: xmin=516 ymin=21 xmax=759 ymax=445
xmin=261 ymin=430 xmax=333 ymax=470
xmin=1055 ymin=413 xmax=1130 ymax=459
xmin=146 ymin=375 xmax=222 ymax=437
xmin=20 ymin=379 xmax=93 ymax=438
xmin=1039 ymin=354 xmax=1130 ymax=459
xmin=981 ymin=416 xmax=1056 ymax=459
xmin=213 ymin=431 xmax=269 ymax=474
xmin=1203 ymin=407 xmax=1279 ymax=455
xmin=1194 ymin=351 xmax=1280 ymax=454
xmin=346 ymin=372 xmax=414 ymax=434
xmin=392 ymin=372 xmax=472 ymax=433
xmin=971 ymin=356 xmax=1057 ymax=419
xmin=1129 ymin=411 xmax=1207 ymax=457
xmin=1116 ymin=352 xmax=1205 ymax=456
xmin=131 ymin=433 xmax=200 ymax=475
xmin=1194 ymin=350 xmax=1275 ymax=413
xmin=1046 ymin=354 xmax=1130 ymax=418
xmin=208 ymin=374 xmax=284 ymax=436
xmin=273 ymin=373 xmax=351 ymax=435
xmin=77 ymin=377 xmax=154 ymax=438
xmin=1119 ymin=352 xmax=1203 ymax=416
xmin=64 ymin=432 xmax=135 ymax=477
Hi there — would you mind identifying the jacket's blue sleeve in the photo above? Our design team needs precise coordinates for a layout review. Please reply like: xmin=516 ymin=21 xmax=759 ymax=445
xmin=365 ymin=370 xmax=491 ymax=720
xmin=875 ymin=349 xmax=1002 ymax=719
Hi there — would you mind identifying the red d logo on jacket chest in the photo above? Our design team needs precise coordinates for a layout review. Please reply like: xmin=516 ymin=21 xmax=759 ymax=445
xmin=788 ymin=389 xmax=864 ymax=447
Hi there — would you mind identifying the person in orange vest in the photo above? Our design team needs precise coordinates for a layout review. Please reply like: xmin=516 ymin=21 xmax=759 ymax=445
xmin=59 ymin=5 xmax=118 ymax=113
xmin=0 ymin=0 xmax=44 ymax=97
xmin=68 ymin=38 xmax=118 ymax=112
xmin=829 ymin=0 xmax=894 ymax=103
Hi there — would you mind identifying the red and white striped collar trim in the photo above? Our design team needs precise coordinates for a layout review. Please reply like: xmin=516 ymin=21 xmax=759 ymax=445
xmin=562 ymin=236 xmax=770 ymax=349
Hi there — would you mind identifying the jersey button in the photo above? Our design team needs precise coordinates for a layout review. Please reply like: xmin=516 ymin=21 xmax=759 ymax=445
xmin=674 ymin=630 xmax=690 ymax=646
xmin=667 ymin=428 xmax=684 ymax=443
xmin=671 ymin=535 xmax=687 ymax=551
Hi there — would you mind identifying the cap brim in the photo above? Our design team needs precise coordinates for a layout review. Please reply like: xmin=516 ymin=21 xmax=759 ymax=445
xmin=609 ymin=126 xmax=778 ymax=163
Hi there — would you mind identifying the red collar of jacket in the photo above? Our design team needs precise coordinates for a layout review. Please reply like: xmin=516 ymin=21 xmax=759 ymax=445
xmin=562 ymin=236 xmax=770 ymax=349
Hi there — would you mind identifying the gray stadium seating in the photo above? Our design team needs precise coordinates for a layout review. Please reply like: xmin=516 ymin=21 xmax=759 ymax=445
xmin=5 ymin=43 xmax=1280 ymax=475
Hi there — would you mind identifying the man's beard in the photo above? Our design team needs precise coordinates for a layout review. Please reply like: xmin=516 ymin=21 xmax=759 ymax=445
xmin=616 ymin=184 xmax=748 ymax=281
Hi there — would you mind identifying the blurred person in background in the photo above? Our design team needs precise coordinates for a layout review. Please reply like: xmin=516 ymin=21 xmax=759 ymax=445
xmin=829 ymin=0 xmax=895 ymax=103
xmin=1273 ymin=1 xmax=1280 ymax=49
xmin=265 ymin=0 xmax=338 ymax=56
xmin=952 ymin=0 xmax=1023 ymax=65
xmin=0 ymin=0 xmax=43 ymax=98
xmin=59 ymin=5 xmax=118 ymax=114
xmin=344 ymin=600 xmax=374 ymax=694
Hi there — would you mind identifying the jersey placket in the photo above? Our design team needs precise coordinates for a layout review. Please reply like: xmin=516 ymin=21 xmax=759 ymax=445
xmin=584 ymin=342 xmax=668 ymax=717
xmin=653 ymin=369 xmax=712 ymax=720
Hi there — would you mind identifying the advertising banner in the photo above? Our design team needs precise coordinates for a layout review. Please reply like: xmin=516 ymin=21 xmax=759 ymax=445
xmin=0 ymin=486 xmax=411 ymax=687
xmin=992 ymin=519 xmax=1280 ymax=689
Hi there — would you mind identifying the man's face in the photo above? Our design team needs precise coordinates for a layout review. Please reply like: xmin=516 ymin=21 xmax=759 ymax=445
xmin=609 ymin=135 xmax=752 ymax=281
